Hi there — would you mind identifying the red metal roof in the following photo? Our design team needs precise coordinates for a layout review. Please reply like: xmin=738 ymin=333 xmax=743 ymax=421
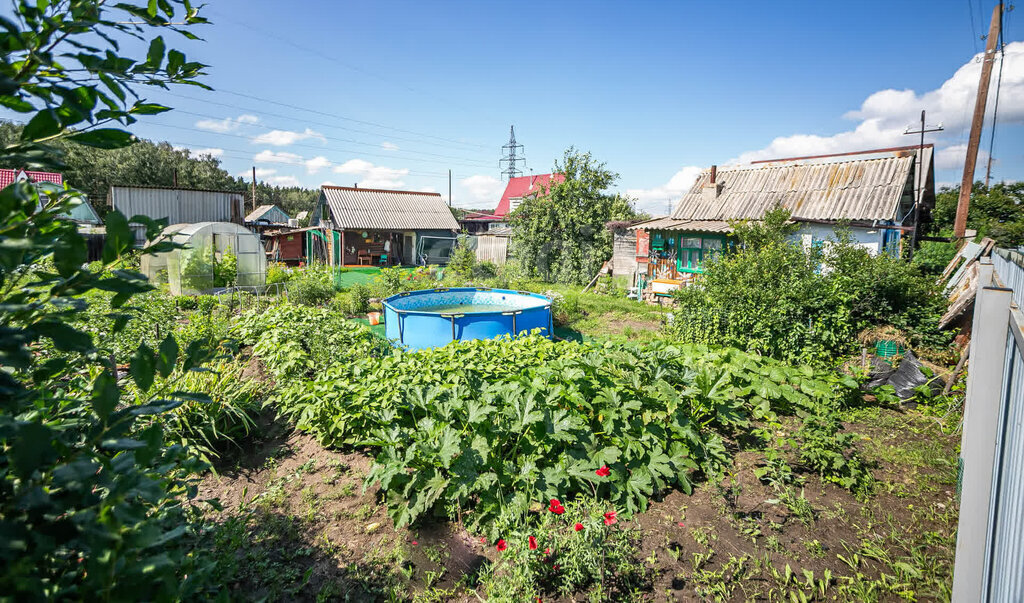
xmin=0 ymin=168 xmax=63 ymax=189
xmin=494 ymin=173 xmax=564 ymax=217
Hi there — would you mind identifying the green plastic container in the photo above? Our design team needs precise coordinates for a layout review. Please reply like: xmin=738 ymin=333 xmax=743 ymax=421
xmin=875 ymin=340 xmax=906 ymax=358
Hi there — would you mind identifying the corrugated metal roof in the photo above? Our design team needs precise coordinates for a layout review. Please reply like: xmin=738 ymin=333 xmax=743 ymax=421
xmin=670 ymin=154 xmax=919 ymax=223
xmin=320 ymin=186 xmax=459 ymax=231
xmin=628 ymin=217 xmax=733 ymax=233
xmin=245 ymin=204 xmax=289 ymax=223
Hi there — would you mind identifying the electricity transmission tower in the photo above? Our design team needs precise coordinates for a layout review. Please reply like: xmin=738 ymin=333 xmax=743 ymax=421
xmin=499 ymin=125 xmax=524 ymax=180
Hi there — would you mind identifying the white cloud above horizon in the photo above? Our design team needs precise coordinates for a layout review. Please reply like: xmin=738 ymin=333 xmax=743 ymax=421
xmin=195 ymin=114 xmax=259 ymax=133
xmin=305 ymin=156 xmax=331 ymax=174
xmin=456 ymin=174 xmax=505 ymax=209
xmin=252 ymin=127 xmax=326 ymax=146
xmin=730 ymin=41 xmax=1024 ymax=166
xmin=629 ymin=42 xmax=1024 ymax=215
xmin=380 ymin=141 xmax=399 ymax=151
xmin=625 ymin=166 xmax=702 ymax=216
xmin=332 ymin=159 xmax=408 ymax=189
xmin=254 ymin=149 xmax=302 ymax=164
xmin=267 ymin=175 xmax=301 ymax=187
xmin=235 ymin=167 xmax=277 ymax=179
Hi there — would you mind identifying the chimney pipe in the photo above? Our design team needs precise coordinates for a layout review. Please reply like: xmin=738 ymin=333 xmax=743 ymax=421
xmin=709 ymin=165 xmax=717 ymax=184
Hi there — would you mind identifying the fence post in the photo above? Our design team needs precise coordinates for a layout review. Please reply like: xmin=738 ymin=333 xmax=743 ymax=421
xmin=952 ymin=259 xmax=1013 ymax=602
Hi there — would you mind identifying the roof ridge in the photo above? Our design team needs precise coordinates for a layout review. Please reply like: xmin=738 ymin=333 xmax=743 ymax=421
xmin=322 ymin=185 xmax=442 ymax=196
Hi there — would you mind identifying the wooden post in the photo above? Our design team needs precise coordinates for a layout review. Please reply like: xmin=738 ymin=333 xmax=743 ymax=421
xmin=251 ymin=166 xmax=257 ymax=214
xmin=954 ymin=3 xmax=1002 ymax=239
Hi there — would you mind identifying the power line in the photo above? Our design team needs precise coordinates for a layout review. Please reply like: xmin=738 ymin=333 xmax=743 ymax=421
xmin=164 ymin=108 xmax=492 ymax=166
xmin=204 ymin=8 xmax=505 ymax=131
xmin=163 ymin=142 xmax=454 ymax=178
xmin=969 ymin=0 xmax=981 ymax=52
xmin=140 ymin=121 xmax=493 ymax=169
xmin=159 ymin=89 xmax=487 ymax=153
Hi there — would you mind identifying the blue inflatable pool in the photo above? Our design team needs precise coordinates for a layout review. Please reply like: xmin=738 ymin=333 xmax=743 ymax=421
xmin=382 ymin=287 xmax=553 ymax=350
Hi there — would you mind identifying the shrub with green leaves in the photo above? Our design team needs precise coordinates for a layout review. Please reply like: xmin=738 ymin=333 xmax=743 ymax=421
xmin=258 ymin=330 xmax=864 ymax=532
xmin=285 ymin=264 xmax=335 ymax=306
xmin=233 ymin=303 xmax=388 ymax=379
xmin=670 ymin=209 xmax=951 ymax=363
xmin=0 ymin=2 xmax=219 ymax=597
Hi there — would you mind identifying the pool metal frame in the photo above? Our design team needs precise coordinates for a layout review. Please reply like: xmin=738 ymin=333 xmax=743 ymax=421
xmin=383 ymin=287 xmax=554 ymax=348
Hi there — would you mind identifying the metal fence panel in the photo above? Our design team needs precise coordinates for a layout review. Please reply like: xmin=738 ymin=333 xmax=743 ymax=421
xmin=987 ymin=323 xmax=1024 ymax=600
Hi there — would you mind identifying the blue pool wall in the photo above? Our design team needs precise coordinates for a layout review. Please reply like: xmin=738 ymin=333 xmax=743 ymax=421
xmin=382 ymin=287 xmax=554 ymax=350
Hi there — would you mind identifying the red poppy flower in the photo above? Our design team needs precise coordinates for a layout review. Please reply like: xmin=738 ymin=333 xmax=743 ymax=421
xmin=548 ymin=498 xmax=565 ymax=514
xmin=496 ymin=539 xmax=507 ymax=551
xmin=544 ymin=548 xmax=552 ymax=556
xmin=677 ymin=522 xmax=685 ymax=527
xmin=603 ymin=511 xmax=618 ymax=526
xmin=553 ymin=564 xmax=560 ymax=571
xmin=595 ymin=465 xmax=611 ymax=477
xmin=411 ymin=540 xmax=418 ymax=546
xmin=574 ymin=522 xmax=584 ymax=531
xmin=528 ymin=536 xmax=538 ymax=550
xmin=479 ymin=537 xmax=486 ymax=544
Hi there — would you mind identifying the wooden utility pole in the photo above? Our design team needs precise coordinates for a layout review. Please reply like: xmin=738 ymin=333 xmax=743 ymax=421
xmin=251 ymin=166 xmax=257 ymax=213
xmin=954 ymin=2 xmax=1002 ymax=239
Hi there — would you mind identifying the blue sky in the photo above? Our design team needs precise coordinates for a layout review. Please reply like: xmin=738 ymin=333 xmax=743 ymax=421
xmin=6 ymin=1 xmax=1024 ymax=214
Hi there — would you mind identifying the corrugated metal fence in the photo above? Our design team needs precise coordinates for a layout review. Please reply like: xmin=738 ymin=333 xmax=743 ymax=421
xmin=110 ymin=186 xmax=245 ymax=246
xmin=953 ymin=253 xmax=1024 ymax=602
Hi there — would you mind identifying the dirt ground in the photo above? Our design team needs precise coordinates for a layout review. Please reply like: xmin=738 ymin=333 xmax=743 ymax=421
xmin=196 ymin=403 xmax=959 ymax=602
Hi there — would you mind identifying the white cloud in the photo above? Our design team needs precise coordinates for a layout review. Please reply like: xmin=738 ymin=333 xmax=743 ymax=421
xmin=254 ymin=150 xmax=302 ymax=164
xmin=195 ymin=114 xmax=259 ymax=133
xmin=934 ymin=143 xmax=990 ymax=171
xmin=320 ymin=180 xmax=338 ymax=187
xmin=174 ymin=146 xmax=224 ymax=158
xmin=305 ymin=155 xmax=331 ymax=174
xmin=235 ymin=168 xmax=277 ymax=178
xmin=267 ymin=175 xmax=301 ymax=187
xmin=731 ymin=41 xmax=1024 ymax=170
xmin=380 ymin=141 xmax=399 ymax=151
xmin=251 ymin=128 xmax=326 ymax=146
xmin=457 ymin=174 xmax=505 ymax=208
xmin=625 ymin=166 xmax=703 ymax=216
xmin=332 ymin=159 xmax=408 ymax=189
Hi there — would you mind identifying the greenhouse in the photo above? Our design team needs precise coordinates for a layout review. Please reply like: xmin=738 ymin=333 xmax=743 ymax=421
xmin=140 ymin=221 xmax=266 ymax=295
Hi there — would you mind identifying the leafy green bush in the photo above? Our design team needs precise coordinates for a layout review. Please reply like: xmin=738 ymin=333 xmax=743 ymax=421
xmin=344 ymin=283 xmax=371 ymax=314
xmin=669 ymin=209 xmax=951 ymax=363
xmin=474 ymin=260 xmax=499 ymax=279
xmin=261 ymin=331 xmax=863 ymax=532
xmin=286 ymin=264 xmax=335 ymax=306
xmin=266 ymin=262 xmax=293 ymax=285
xmin=233 ymin=304 xmax=388 ymax=379
xmin=448 ymin=242 xmax=477 ymax=278
xmin=74 ymin=288 xmax=179 ymax=363
xmin=371 ymin=266 xmax=409 ymax=298
xmin=912 ymin=240 xmax=958 ymax=276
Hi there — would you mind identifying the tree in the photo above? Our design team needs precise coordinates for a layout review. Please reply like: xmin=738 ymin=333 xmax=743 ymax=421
xmin=0 ymin=2 xmax=223 ymax=598
xmin=509 ymin=148 xmax=639 ymax=285
xmin=930 ymin=182 xmax=1024 ymax=247
xmin=0 ymin=121 xmax=321 ymax=217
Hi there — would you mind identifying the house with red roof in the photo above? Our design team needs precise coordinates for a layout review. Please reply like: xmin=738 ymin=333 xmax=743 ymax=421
xmin=493 ymin=173 xmax=564 ymax=218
